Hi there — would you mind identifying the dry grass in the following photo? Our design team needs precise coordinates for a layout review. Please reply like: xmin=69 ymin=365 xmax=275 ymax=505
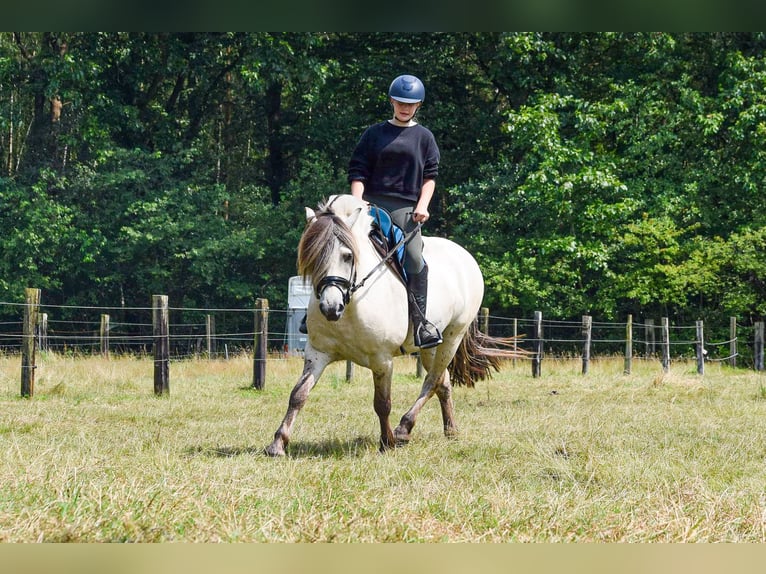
xmin=1 ymin=351 xmax=766 ymax=542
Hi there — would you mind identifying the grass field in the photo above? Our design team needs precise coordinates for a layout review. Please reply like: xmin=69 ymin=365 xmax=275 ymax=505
xmin=1 ymin=351 xmax=766 ymax=542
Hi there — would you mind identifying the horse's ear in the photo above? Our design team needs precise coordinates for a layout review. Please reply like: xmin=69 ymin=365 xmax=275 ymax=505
xmin=305 ymin=207 xmax=316 ymax=223
xmin=344 ymin=206 xmax=364 ymax=229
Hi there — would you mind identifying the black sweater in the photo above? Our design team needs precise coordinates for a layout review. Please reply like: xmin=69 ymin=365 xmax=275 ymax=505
xmin=347 ymin=121 xmax=440 ymax=203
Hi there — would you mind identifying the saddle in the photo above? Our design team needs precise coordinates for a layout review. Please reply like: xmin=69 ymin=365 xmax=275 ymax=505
xmin=368 ymin=205 xmax=408 ymax=284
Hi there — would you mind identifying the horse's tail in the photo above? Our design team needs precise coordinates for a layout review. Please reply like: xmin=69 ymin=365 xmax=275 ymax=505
xmin=448 ymin=322 xmax=528 ymax=387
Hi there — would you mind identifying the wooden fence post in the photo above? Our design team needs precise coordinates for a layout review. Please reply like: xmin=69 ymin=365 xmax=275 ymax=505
xmin=624 ymin=314 xmax=633 ymax=375
xmin=695 ymin=320 xmax=705 ymax=375
xmin=478 ymin=307 xmax=490 ymax=374
xmin=152 ymin=295 xmax=170 ymax=396
xmin=645 ymin=318 xmax=655 ymax=358
xmin=38 ymin=312 xmax=48 ymax=353
xmin=346 ymin=360 xmax=354 ymax=382
xmin=581 ymin=315 xmax=592 ymax=375
xmin=513 ymin=318 xmax=518 ymax=367
xmin=729 ymin=317 xmax=737 ymax=368
xmin=661 ymin=317 xmax=670 ymax=373
xmin=100 ymin=314 xmax=110 ymax=358
xmin=253 ymin=298 xmax=268 ymax=389
xmin=21 ymin=288 xmax=40 ymax=398
xmin=480 ymin=307 xmax=489 ymax=335
xmin=206 ymin=314 xmax=216 ymax=359
xmin=532 ymin=311 xmax=543 ymax=378
xmin=755 ymin=322 xmax=764 ymax=372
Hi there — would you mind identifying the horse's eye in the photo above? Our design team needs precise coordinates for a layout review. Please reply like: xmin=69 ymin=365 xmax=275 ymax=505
xmin=342 ymin=252 xmax=353 ymax=264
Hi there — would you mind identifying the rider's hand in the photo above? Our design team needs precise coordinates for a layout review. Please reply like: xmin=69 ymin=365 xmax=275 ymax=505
xmin=412 ymin=210 xmax=429 ymax=223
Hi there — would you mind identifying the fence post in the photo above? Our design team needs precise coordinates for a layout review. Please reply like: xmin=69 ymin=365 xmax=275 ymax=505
xmin=152 ymin=295 xmax=170 ymax=396
xmin=253 ymin=298 xmax=268 ymax=389
xmin=696 ymin=320 xmax=705 ymax=375
xmin=661 ymin=317 xmax=670 ymax=373
xmin=206 ymin=314 xmax=216 ymax=359
xmin=100 ymin=314 xmax=110 ymax=358
xmin=38 ymin=312 xmax=48 ymax=353
xmin=21 ymin=288 xmax=40 ymax=398
xmin=346 ymin=360 xmax=354 ymax=382
xmin=513 ymin=318 xmax=518 ymax=367
xmin=729 ymin=316 xmax=737 ymax=368
xmin=581 ymin=315 xmax=592 ymax=375
xmin=480 ymin=307 xmax=489 ymax=335
xmin=624 ymin=314 xmax=633 ymax=375
xmin=645 ymin=318 xmax=655 ymax=358
xmin=755 ymin=322 xmax=764 ymax=372
xmin=532 ymin=311 xmax=543 ymax=378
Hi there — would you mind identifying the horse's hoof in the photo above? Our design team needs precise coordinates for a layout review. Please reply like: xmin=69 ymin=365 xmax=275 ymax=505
xmin=394 ymin=426 xmax=411 ymax=446
xmin=444 ymin=426 xmax=459 ymax=439
xmin=378 ymin=433 xmax=397 ymax=453
xmin=264 ymin=443 xmax=286 ymax=457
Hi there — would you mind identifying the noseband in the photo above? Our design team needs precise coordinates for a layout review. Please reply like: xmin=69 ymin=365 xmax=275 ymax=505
xmin=316 ymin=270 xmax=357 ymax=305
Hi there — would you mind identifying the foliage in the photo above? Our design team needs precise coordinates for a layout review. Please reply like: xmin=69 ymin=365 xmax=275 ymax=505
xmin=2 ymin=33 xmax=766 ymax=326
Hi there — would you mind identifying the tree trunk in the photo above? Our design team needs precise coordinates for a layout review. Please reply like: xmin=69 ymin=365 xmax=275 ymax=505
xmin=266 ymin=80 xmax=285 ymax=206
xmin=15 ymin=32 xmax=67 ymax=183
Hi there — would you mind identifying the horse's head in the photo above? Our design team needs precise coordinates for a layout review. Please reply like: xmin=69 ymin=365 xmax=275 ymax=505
xmin=298 ymin=195 xmax=367 ymax=322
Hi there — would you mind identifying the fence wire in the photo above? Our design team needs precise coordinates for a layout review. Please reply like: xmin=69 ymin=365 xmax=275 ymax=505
xmin=1 ymin=301 xmax=764 ymax=369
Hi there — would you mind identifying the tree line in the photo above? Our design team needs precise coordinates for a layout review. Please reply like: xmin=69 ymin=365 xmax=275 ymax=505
xmin=2 ymin=32 xmax=765 ymax=336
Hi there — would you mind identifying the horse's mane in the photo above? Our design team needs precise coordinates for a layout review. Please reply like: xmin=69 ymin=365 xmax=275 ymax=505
xmin=297 ymin=199 xmax=360 ymax=286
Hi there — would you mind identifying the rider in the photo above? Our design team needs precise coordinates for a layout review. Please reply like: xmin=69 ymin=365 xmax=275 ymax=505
xmin=347 ymin=74 xmax=443 ymax=349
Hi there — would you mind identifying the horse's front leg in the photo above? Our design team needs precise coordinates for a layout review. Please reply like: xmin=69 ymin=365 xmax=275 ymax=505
xmin=372 ymin=360 xmax=395 ymax=452
xmin=265 ymin=347 xmax=331 ymax=457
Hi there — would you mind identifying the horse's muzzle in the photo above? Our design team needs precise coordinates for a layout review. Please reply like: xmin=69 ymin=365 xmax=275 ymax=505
xmin=316 ymin=275 xmax=352 ymax=322
xmin=319 ymin=301 xmax=344 ymax=321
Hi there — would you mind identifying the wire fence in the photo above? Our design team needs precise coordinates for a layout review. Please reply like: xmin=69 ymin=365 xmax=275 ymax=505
xmin=1 ymin=299 xmax=763 ymax=371
xmin=0 ymin=300 xmax=289 ymax=360
xmin=482 ymin=312 xmax=761 ymax=371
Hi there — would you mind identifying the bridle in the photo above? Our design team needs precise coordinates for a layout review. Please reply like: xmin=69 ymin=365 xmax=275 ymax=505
xmin=314 ymin=213 xmax=422 ymax=305
xmin=315 ymin=269 xmax=357 ymax=305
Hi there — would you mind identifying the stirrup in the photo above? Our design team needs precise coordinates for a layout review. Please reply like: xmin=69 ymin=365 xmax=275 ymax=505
xmin=414 ymin=321 xmax=443 ymax=349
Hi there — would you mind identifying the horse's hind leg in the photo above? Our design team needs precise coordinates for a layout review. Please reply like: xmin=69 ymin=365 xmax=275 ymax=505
xmin=394 ymin=369 xmax=441 ymax=445
xmin=265 ymin=347 xmax=331 ymax=457
xmin=394 ymin=368 xmax=457 ymax=444
xmin=434 ymin=369 xmax=458 ymax=438
xmin=395 ymin=345 xmax=460 ymax=444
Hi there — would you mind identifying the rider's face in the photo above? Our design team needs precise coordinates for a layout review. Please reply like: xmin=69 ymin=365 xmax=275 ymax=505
xmin=391 ymin=99 xmax=421 ymax=122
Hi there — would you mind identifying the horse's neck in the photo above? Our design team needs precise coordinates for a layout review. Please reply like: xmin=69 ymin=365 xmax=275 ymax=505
xmin=354 ymin=222 xmax=380 ymax=270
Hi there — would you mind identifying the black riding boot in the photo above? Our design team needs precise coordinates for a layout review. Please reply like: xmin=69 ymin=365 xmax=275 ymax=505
xmin=407 ymin=264 xmax=443 ymax=349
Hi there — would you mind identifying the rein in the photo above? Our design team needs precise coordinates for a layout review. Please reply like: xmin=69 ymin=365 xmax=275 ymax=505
xmin=348 ymin=220 xmax=422 ymax=296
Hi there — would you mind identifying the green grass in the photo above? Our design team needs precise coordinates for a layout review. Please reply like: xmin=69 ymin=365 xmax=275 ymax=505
xmin=1 ymin=352 xmax=766 ymax=542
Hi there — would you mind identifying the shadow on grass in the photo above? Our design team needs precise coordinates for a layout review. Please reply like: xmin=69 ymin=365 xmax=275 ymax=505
xmin=185 ymin=445 xmax=263 ymax=458
xmin=186 ymin=435 xmax=378 ymax=459
xmin=286 ymin=435 xmax=378 ymax=458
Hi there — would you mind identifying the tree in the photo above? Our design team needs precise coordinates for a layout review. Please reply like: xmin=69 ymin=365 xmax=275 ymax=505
xmin=3 ymin=32 xmax=766 ymax=333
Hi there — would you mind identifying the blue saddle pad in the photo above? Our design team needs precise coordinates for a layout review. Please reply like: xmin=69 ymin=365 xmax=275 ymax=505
xmin=369 ymin=205 xmax=407 ymax=279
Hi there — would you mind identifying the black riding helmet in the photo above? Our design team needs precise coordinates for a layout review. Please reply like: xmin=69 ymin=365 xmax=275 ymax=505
xmin=388 ymin=75 xmax=425 ymax=103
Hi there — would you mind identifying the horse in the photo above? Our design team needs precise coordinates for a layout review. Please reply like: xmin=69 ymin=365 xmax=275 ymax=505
xmin=265 ymin=194 xmax=524 ymax=457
